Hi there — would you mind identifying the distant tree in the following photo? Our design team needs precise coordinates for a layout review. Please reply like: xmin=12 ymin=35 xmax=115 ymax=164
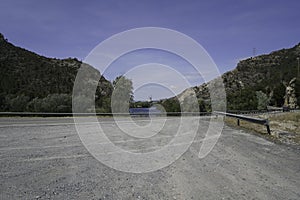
xmin=227 ymin=88 xmax=258 ymax=111
xmin=95 ymin=77 xmax=113 ymax=113
xmin=26 ymin=94 xmax=72 ymax=112
xmin=256 ymin=91 xmax=269 ymax=110
xmin=96 ymin=97 xmax=111 ymax=113
xmin=161 ymin=98 xmax=180 ymax=113
xmin=0 ymin=93 xmax=6 ymax=111
xmin=112 ymin=76 xmax=134 ymax=101
xmin=270 ymin=83 xmax=285 ymax=106
xmin=6 ymin=94 xmax=30 ymax=112
xmin=111 ymin=76 xmax=134 ymax=113
xmin=295 ymin=78 xmax=300 ymax=107
xmin=72 ymin=94 xmax=93 ymax=113
xmin=26 ymin=97 xmax=43 ymax=112
xmin=132 ymin=101 xmax=151 ymax=108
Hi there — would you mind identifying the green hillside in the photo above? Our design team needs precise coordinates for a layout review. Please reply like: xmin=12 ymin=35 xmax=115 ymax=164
xmin=1 ymin=32 xmax=299 ymax=113
xmin=0 ymin=33 xmax=112 ymax=112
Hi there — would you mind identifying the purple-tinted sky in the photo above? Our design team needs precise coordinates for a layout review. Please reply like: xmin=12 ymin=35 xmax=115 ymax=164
xmin=1 ymin=0 xmax=300 ymax=100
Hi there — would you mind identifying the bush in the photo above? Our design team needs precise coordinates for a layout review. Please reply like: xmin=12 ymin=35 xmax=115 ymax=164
xmin=27 ymin=94 xmax=72 ymax=113
xmin=256 ymin=91 xmax=269 ymax=110
xmin=6 ymin=94 xmax=30 ymax=112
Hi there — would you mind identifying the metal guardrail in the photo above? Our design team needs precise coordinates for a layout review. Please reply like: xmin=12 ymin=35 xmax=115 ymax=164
xmin=228 ymin=108 xmax=300 ymax=115
xmin=1 ymin=109 xmax=298 ymax=117
xmin=214 ymin=111 xmax=271 ymax=134
xmin=0 ymin=112 xmax=105 ymax=117
xmin=227 ymin=110 xmax=268 ymax=115
xmin=0 ymin=111 xmax=212 ymax=117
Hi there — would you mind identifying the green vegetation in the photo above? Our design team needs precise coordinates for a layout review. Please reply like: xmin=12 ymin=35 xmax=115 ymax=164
xmin=221 ymin=43 xmax=300 ymax=111
xmin=256 ymin=91 xmax=269 ymax=110
xmin=159 ymin=98 xmax=181 ymax=113
xmin=1 ymin=32 xmax=299 ymax=113
xmin=0 ymin=34 xmax=112 ymax=113
xmin=111 ymin=76 xmax=134 ymax=113
xmin=226 ymin=88 xmax=258 ymax=110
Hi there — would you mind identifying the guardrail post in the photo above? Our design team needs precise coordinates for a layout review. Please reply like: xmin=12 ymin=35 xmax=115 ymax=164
xmin=265 ymin=120 xmax=271 ymax=135
xmin=237 ymin=119 xmax=240 ymax=126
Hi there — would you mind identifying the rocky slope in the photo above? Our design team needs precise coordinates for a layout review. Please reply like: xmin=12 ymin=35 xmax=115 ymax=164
xmin=179 ymin=43 xmax=300 ymax=111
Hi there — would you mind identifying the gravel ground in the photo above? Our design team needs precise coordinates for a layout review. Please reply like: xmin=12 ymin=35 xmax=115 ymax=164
xmin=0 ymin=117 xmax=299 ymax=200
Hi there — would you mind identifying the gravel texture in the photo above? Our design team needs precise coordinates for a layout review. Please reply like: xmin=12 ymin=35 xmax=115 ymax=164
xmin=0 ymin=117 xmax=299 ymax=200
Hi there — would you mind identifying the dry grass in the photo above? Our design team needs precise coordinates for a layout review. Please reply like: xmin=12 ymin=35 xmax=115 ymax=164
xmin=224 ymin=112 xmax=300 ymax=145
xmin=224 ymin=117 xmax=269 ymax=135
xmin=268 ymin=112 xmax=300 ymax=123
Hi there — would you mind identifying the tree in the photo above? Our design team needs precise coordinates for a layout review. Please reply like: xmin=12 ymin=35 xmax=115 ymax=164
xmin=26 ymin=94 xmax=72 ymax=112
xmin=111 ymin=76 xmax=134 ymax=113
xmin=72 ymin=94 xmax=93 ymax=113
xmin=160 ymin=98 xmax=180 ymax=113
xmin=227 ymin=88 xmax=258 ymax=111
xmin=95 ymin=77 xmax=113 ymax=113
xmin=256 ymin=91 xmax=269 ymax=110
xmin=270 ymin=83 xmax=285 ymax=106
xmin=6 ymin=94 xmax=30 ymax=112
xmin=295 ymin=78 xmax=300 ymax=107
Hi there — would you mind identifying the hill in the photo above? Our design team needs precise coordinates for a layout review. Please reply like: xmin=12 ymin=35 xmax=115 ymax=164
xmin=164 ymin=43 xmax=300 ymax=112
xmin=1 ymin=32 xmax=299 ymax=113
xmin=0 ymin=33 xmax=112 ymax=112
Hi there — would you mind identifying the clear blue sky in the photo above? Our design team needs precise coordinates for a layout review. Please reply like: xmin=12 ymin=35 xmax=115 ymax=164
xmin=1 ymin=0 xmax=300 ymax=100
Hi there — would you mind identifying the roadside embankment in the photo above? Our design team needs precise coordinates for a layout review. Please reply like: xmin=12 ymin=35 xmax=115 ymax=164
xmin=224 ymin=112 xmax=300 ymax=145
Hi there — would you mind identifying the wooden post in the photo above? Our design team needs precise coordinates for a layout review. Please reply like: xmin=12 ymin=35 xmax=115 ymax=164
xmin=237 ymin=119 xmax=240 ymax=126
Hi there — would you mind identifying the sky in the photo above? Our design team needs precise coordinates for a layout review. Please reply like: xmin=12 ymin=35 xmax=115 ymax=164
xmin=1 ymin=0 xmax=300 ymax=100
